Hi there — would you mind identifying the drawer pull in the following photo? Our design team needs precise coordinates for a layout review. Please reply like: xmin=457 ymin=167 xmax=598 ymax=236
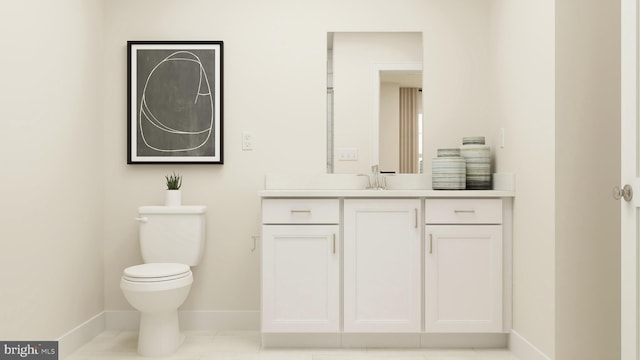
xmin=290 ymin=209 xmax=312 ymax=214
xmin=414 ymin=208 xmax=418 ymax=228
xmin=332 ymin=234 xmax=336 ymax=254
xmin=429 ymin=234 xmax=433 ymax=254
xmin=454 ymin=209 xmax=476 ymax=214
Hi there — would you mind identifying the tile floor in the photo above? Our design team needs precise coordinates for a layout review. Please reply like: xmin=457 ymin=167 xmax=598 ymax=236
xmin=66 ymin=331 xmax=520 ymax=360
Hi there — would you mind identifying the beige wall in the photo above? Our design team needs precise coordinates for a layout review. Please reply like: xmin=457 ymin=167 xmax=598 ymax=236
xmin=490 ymin=0 xmax=556 ymax=356
xmin=0 ymin=0 xmax=105 ymax=339
xmin=555 ymin=0 xmax=621 ymax=358
xmin=490 ymin=0 xmax=621 ymax=358
xmin=422 ymin=1 xmax=494 ymax=174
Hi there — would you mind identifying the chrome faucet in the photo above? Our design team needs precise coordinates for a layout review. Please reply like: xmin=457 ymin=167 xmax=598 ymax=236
xmin=357 ymin=165 xmax=386 ymax=190
xmin=370 ymin=165 xmax=386 ymax=190
xmin=371 ymin=165 xmax=380 ymax=189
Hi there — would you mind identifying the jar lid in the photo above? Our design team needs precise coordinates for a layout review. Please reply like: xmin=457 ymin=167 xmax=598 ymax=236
xmin=437 ymin=148 xmax=461 ymax=157
xmin=462 ymin=136 xmax=485 ymax=145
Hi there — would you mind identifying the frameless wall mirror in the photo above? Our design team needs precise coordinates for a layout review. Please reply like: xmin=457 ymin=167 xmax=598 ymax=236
xmin=327 ymin=32 xmax=423 ymax=174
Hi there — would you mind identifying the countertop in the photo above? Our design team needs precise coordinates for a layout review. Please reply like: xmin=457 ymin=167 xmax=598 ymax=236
xmin=259 ymin=189 xmax=515 ymax=198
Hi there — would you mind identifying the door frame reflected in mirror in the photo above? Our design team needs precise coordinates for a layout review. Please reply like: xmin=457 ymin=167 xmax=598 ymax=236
xmin=373 ymin=63 xmax=422 ymax=173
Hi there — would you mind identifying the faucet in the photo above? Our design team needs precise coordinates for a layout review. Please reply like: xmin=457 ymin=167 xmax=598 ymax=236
xmin=371 ymin=165 xmax=380 ymax=189
xmin=370 ymin=165 xmax=386 ymax=190
xmin=357 ymin=165 xmax=386 ymax=190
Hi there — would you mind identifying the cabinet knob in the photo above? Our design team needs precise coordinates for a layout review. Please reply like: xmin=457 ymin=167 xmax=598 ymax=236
xmin=613 ymin=184 xmax=633 ymax=202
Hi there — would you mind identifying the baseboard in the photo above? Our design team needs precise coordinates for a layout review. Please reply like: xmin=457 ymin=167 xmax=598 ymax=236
xmin=509 ymin=330 xmax=552 ymax=360
xmin=56 ymin=312 xmax=105 ymax=359
xmin=262 ymin=332 xmax=508 ymax=349
xmin=421 ymin=333 xmax=508 ymax=348
xmin=104 ymin=310 xmax=260 ymax=331
xmin=262 ymin=333 xmax=343 ymax=348
xmin=344 ymin=333 xmax=422 ymax=348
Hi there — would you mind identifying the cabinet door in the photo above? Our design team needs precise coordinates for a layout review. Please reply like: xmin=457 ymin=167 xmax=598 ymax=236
xmin=425 ymin=225 xmax=503 ymax=333
xmin=262 ymin=225 xmax=339 ymax=332
xmin=343 ymin=199 xmax=421 ymax=332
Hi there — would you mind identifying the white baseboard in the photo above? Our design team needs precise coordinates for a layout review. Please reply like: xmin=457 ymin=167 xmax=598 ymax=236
xmin=509 ymin=330 xmax=552 ymax=360
xmin=57 ymin=312 xmax=105 ymax=359
xmin=104 ymin=310 xmax=260 ymax=331
xmin=422 ymin=333 xmax=508 ymax=348
xmin=343 ymin=333 xmax=422 ymax=348
xmin=262 ymin=333 xmax=343 ymax=348
xmin=262 ymin=333 xmax=508 ymax=349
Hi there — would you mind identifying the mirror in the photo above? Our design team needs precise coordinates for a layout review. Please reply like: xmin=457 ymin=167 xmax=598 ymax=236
xmin=327 ymin=32 xmax=423 ymax=174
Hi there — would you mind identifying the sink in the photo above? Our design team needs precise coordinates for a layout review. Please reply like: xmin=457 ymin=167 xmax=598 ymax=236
xmin=265 ymin=173 xmax=369 ymax=190
xmin=264 ymin=173 xmax=431 ymax=191
xmin=382 ymin=174 xmax=431 ymax=190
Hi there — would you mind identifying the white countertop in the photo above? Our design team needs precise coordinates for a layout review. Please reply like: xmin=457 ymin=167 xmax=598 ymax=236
xmin=259 ymin=189 xmax=515 ymax=198
xmin=260 ymin=173 xmax=516 ymax=198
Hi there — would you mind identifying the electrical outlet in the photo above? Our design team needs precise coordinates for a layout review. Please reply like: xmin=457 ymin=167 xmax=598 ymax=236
xmin=337 ymin=148 xmax=358 ymax=161
xmin=242 ymin=132 xmax=253 ymax=150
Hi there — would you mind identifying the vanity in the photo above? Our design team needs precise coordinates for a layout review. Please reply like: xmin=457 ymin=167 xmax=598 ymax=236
xmin=256 ymin=29 xmax=515 ymax=348
xmin=259 ymin=175 xmax=514 ymax=348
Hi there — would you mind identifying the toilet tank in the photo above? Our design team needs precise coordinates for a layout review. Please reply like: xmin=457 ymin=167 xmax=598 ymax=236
xmin=138 ymin=206 xmax=206 ymax=266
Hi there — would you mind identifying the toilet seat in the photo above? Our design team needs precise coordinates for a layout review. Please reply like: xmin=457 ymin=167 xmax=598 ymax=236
xmin=123 ymin=263 xmax=191 ymax=283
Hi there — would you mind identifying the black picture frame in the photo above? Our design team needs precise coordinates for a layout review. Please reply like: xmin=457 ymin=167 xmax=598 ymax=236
xmin=127 ymin=41 xmax=223 ymax=164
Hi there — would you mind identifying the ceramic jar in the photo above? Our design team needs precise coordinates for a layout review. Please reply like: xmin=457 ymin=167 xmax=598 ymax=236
xmin=460 ymin=137 xmax=491 ymax=190
xmin=432 ymin=148 xmax=466 ymax=190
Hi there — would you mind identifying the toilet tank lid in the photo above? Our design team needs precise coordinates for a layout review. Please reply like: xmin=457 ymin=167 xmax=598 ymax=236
xmin=139 ymin=205 xmax=206 ymax=214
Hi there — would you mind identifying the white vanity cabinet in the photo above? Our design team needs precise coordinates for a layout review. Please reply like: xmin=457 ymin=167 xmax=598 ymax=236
xmin=261 ymin=199 xmax=340 ymax=333
xmin=343 ymin=199 xmax=422 ymax=332
xmin=259 ymin=186 xmax=514 ymax=347
xmin=425 ymin=199 xmax=504 ymax=333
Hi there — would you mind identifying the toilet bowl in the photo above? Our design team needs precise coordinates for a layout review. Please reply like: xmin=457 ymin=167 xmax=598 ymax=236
xmin=122 ymin=205 xmax=206 ymax=357
xmin=120 ymin=263 xmax=193 ymax=357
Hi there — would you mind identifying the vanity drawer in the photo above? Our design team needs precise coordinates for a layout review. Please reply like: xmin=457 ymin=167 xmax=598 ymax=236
xmin=262 ymin=199 xmax=340 ymax=224
xmin=425 ymin=199 xmax=502 ymax=224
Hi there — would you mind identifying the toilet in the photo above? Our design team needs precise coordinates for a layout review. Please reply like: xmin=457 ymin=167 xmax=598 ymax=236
xmin=120 ymin=205 xmax=206 ymax=357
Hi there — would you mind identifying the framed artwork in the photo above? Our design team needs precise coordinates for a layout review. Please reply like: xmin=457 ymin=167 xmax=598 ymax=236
xmin=127 ymin=41 xmax=223 ymax=164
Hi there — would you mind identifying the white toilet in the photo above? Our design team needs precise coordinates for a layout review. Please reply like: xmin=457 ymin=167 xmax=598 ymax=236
xmin=120 ymin=205 xmax=206 ymax=357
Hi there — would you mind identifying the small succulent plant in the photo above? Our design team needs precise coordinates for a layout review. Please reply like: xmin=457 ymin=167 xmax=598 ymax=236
xmin=165 ymin=172 xmax=182 ymax=190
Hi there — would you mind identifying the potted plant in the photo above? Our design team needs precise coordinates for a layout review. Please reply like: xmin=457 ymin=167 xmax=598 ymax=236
xmin=165 ymin=172 xmax=182 ymax=206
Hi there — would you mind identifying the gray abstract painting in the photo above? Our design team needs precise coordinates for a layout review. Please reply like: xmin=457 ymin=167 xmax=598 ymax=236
xmin=128 ymin=41 xmax=223 ymax=164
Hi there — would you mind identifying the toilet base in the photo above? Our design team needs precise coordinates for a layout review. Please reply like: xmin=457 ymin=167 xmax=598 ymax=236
xmin=137 ymin=310 xmax=184 ymax=356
